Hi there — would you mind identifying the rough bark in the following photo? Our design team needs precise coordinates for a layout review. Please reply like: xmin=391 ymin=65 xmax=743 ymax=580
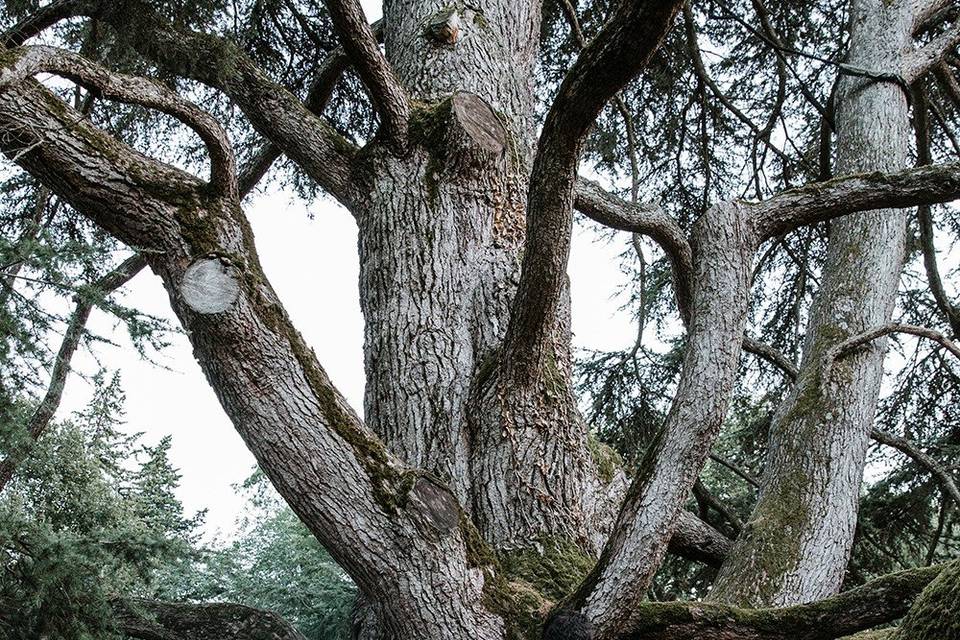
xmin=0 ymin=77 xmax=502 ymax=640
xmin=115 ymin=599 xmax=309 ymax=640
xmin=712 ymin=0 xmax=916 ymax=607
xmin=559 ymin=201 xmax=757 ymax=639
xmin=6 ymin=3 xmax=960 ymax=639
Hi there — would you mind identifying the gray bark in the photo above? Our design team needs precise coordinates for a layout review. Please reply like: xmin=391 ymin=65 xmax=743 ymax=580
xmin=5 ymin=2 xmax=960 ymax=638
xmin=712 ymin=0 xmax=915 ymax=607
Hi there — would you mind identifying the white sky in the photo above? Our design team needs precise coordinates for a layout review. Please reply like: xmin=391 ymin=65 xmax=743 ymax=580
xmin=57 ymin=187 xmax=639 ymax=539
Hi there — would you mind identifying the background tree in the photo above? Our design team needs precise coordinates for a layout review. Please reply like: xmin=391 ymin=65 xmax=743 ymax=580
xmin=1 ymin=0 xmax=960 ymax=638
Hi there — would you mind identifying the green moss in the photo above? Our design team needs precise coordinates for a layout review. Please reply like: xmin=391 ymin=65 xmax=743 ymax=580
xmin=456 ymin=515 xmax=548 ymax=639
xmin=587 ymin=433 xmax=622 ymax=485
xmin=891 ymin=560 xmax=960 ymax=640
xmin=499 ymin=537 xmax=594 ymax=603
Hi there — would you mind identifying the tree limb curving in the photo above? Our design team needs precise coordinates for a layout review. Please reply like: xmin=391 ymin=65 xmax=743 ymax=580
xmin=0 ymin=45 xmax=237 ymax=197
xmin=501 ymin=0 xmax=683 ymax=386
xmin=114 ymin=599 xmax=309 ymax=640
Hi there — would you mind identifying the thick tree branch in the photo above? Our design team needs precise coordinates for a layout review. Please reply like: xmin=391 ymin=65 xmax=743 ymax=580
xmin=608 ymin=563 xmax=946 ymax=640
xmin=668 ymin=510 xmax=732 ymax=567
xmin=752 ymin=162 xmax=960 ymax=241
xmin=114 ymin=599 xmax=308 ymax=640
xmin=911 ymin=0 xmax=955 ymax=33
xmin=0 ymin=45 xmax=237 ymax=197
xmin=0 ymin=0 xmax=82 ymax=47
xmin=0 ymin=254 xmax=146 ymax=491
xmin=574 ymin=178 xmax=694 ymax=320
xmin=236 ymin=20 xmax=383 ymax=197
xmin=322 ymin=0 xmax=407 ymax=149
xmin=904 ymin=18 xmax=960 ymax=81
xmin=80 ymin=0 xmax=360 ymax=209
xmin=501 ymin=0 xmax=682 ymax=385
xmin=0 ymin=76 xmax=501 ymax=638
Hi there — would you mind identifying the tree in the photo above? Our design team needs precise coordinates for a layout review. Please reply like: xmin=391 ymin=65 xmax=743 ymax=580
xmin=0 ymin=375 xmax=204 ymax=639
xmin=0 ymin=0 xmax=959 ymax=638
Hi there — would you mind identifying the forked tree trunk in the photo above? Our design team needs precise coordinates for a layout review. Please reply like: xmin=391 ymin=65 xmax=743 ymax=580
xmin=712 ymin=0 xmax=914 ymax=606
xmin=361 ymin=0 xmax=606 ymax=554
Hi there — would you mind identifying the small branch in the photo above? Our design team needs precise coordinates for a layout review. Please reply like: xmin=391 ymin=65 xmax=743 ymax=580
xmin=871 ymin=427 xmax=960 ymax=510
xmin=693 ymin=479 xmax=743 ymax=534
xmin=681 ymin=2 xmax=798 ymax=169
xmin=822 ymin=323 xmax=960 ymax=385
xmin=914 ymin=86 xmax=960 ymax=336
xmin=752 ymin=162 xmax=960 ymax=241
xmin=0 ymin=45 xmax=236 ymax=197
xmin=322 ymin=0 xmax=408 ymax=148
xmin=236 ymin=21 xmax=383 ymax=197
xmin=709 ymin=452 xmax=761 ymax=489
xmin=743 ymin=335 xmax=799 ymax=380
xmin=0 ymin=254 xmax=146 ymax=491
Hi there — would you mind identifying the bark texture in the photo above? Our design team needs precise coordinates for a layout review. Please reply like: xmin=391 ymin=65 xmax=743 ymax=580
xmin=712 ymin=0 xmax=916 ymax=606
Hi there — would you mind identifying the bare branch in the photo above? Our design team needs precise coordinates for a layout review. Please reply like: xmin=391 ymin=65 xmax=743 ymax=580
xmin=752 ymin=162 xmax=960 ymax=241
xmin=914 ymin=85 xmax=960 ymax=336
xmin=0 ymin=45 xmax=237 ymax=197
xmin=501 ymin=0 xmax=682 ymax=385
xmin=0 ymin=254 xmax=146 ymax=491
xmin=681 ymin=2 xmax=798 ymax=169
xmin=822 ymin=323 xmax=960 ymax=387
xmin=322 ymin=0 xmax=408 ymax=148
xmin=743 ymin=335 xmax=799 ymax=380
xmin=710 ymin=452 xmax=761 ymax=489
xmin=871 ymin=428 xmax=960 ymax=510
xmin=574 ymin=178 xmax=694 ymax=320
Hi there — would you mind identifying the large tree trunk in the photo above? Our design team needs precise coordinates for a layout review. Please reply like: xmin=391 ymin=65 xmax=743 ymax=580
xmin=711 ymin=0 xmax=915 ymax=606
xmin=360 ymin=0 xmax=607 ymax=555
